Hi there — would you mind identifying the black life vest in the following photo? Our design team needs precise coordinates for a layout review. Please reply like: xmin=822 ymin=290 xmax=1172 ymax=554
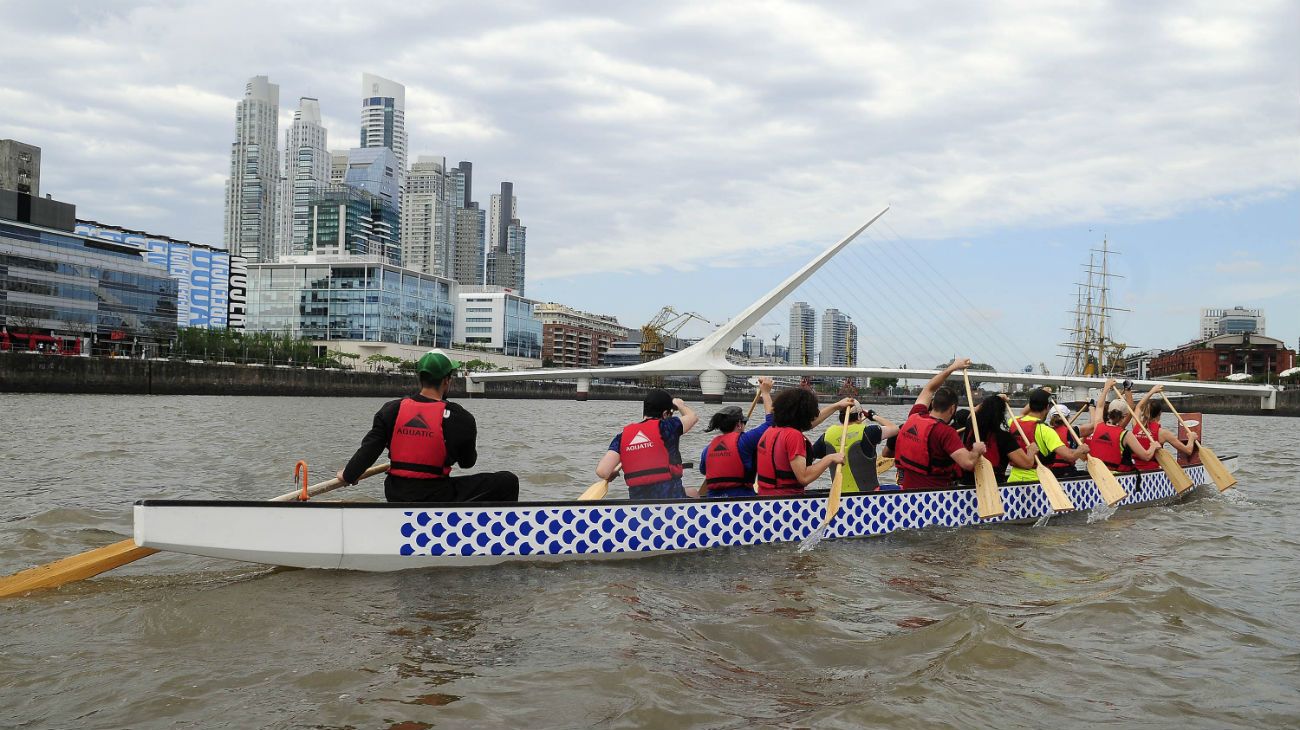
xmin=388 ymin=398 xmax=451 ymax=479
xmin=1086 ymin=422 xmax=1125 ymax=468
xmin=756 ymin=426 xmax=804 ymax=493
xmin=619 ymin=419 xmax=683 ymax=487
xmin=896 ymin=412 xmax=954 ymax=476
xmin=703 ymin=431 xmax=748 ymax=490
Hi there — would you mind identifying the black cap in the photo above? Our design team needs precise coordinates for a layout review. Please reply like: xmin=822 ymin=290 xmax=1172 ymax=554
xmin=643 ymin=389 xmax=675 ymax=417
xmin=706 ymin=405 xmax=744 ymax=432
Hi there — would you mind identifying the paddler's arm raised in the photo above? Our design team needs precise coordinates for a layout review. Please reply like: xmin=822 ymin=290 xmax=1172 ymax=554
xmin=865 ymin=410 xmax=900 ymax=439
xmin=673 ymin=398 xmax=698 ymax=433
xmin=811 ymin=397 xmax=855 ymax=428
xmin=917 ymin=357 xmax=971 ymax=408
xmin=339 ymin=399 xmax=401 ymax=484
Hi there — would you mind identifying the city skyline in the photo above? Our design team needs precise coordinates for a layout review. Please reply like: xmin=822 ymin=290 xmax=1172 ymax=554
xmin=2 ymin=2 xmax=1296 ymax=367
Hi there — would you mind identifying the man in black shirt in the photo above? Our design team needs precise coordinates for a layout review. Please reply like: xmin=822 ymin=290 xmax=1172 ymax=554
xmin=337 ymin=350 xmax=519 ymax=503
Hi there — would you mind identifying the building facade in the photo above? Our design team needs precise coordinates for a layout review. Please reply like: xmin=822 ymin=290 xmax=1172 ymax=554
xmin=534 ymin=302 xmax=629 ymax=367
xmin=1 ymin=218 xmax=178 ymax=355
xmin=454 ymin=286 xmax=542 ymax=360
xmin=820 ymin=308 xmax=852 ymax=367
xmin=223 ymin=75 xmax=280 ymax=262
xmin=485 ymin=221 xmax=526 ymax=294
xmin=789 ymin=301 xmax=815 ymax=366
xmin=277 ymin=97 xmax=329 ymax=260
xmin=488 ymin=182 xmax=516 ymax=251
xmin=245 ymin=259 xmax=455 ymax=351
xmin=359 ymin=73 xmax=407 ymax=189
xmin=1200 ymin=307 xmax=1265 ymax=340
xmin=1147 ymin=333 xmax=1295 ymax=381
xmin=0 ymin=139 xmax=40 ymax=196
xmin=305 ymin=185 xmax=400 ymax=265
xmin=401 ymin=156 xmax=452 ymax=277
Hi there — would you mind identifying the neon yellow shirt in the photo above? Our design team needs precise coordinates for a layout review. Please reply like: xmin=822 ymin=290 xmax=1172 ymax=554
xmin=1006 ymin=415 xmax=1066 ymax=483
xmin=825 ymin=422 xmax=867 ymax=493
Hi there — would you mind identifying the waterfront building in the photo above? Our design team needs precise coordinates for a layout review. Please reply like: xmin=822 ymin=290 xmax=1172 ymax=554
xmin=789 ymin=301 xmax=815 ymax=366
xmin=488 ymin=182 xmax=516 ymax=252
xmin=534 ymin=302 xmax=630 ymax=367
xmin=359 ymin=73 xmax=407 ymax=190
xmin=1121 ymin=348 xmax=1161 ymax=381
xmin=245 ymin=258 xmax=454 ymax=357
xmin=401 ymin=156 xmax=453 ymax=277
xmin=454 ymin=286 xmax=542 ymax=360
xmin=0 ymin=139 xmax=40 ymax=196
xmin=445 ymin=160 xmax=486 ymax=287
xmin=223 ymin=75 xmax=280 ymax=262
xmin=485 ymin=221 xmax=526 ymax=294
xmin=276 ymin=97 xmax=329 ymax=259
xmin=304 ymin=185 xmax=400 ymax=265
xmin=1147 ymin=333 xmax=1295 ymax=381
xmin=1200 ymin=307 xmax=1265 ymax=340
xmin=328 ymin=151 xmax=348 ymax=184
xmin=820 ymin=308 xmax=852 ymax=367
xmin=75 ymin=221 xmax=240 ymax=329
xmin=0 ymin=215 xmax=178 ymax=356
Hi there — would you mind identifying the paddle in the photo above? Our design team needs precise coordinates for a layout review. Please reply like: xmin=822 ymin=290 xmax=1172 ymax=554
xmin=1007 ymin=413 xmax=1075 ymax=513
xmin=1160 ymin=394 xmax=1235 ymax=491
xmin=0 ymin=463 xmax=391 ymax=599
xmin=876 ymin=456 xmax=895 ymax=475
xmin=581 ymin=462 xmax=618 ymax=501
xmin=823 ymin=403 xmax=853 ymax=526
xmin=962 ymin=370 xmax=1004 ymax=519
xmin=1051 ymin=398 xmax=1126 ymax=505
xmin=744 ymin=388 xmax=762 ymax=422
xmin=1114 ymin=396 xmax=1193 ymax=494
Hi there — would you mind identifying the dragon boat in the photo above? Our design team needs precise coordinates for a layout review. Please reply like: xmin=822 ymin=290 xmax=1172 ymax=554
xmin=133 ymin=458 xmax=1233 ymax=571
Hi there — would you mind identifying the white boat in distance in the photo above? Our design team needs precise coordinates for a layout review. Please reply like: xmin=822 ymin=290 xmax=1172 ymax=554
xmin=134 ymin=460 xmax=1229 ymax=571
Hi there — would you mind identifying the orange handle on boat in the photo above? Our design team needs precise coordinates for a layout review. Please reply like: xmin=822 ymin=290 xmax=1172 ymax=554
xmin=295 ymin=460 xmax=309 ymax=501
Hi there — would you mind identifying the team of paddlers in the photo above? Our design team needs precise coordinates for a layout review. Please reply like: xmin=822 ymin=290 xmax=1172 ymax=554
xmin=338 ymin=351 xmax=1199 ymax=503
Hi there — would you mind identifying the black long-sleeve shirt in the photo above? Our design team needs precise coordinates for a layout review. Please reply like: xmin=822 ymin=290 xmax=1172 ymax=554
xmin=343 ymin=394 xmax=478 ymax=484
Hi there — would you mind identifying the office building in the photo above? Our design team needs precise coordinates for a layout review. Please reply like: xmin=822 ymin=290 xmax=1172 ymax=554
xmin=401 ymin=156 xmax=453 ymax=277
xmin=1200 ymin=307 xmax=1265 ymax=339
xmin=789 ymin=301 xmax=815 ymax=366
xmin=485 ymin=220 xmax=526 ymax=294
xmin=446 ymin=161 xmax=485 ymax=287
xmin=535 ymin=302 xmax=629 ymax=367
xmin=359 ymin=73 xmax=407 ymax=187
xmin=820 ymin=308 xmax=852 ymax=367
xmin=223 ymin=75 xmax=280 ymax=262
xmin=304 ymin=185 xmax=399 ymax=264
xmin=276 ymin=97 xmax=329 ymax=259
xmin=1147 ymin=333 xmax=1294 ymax=381
xmin=245 ymin=259 xmax=455 ymax=357
xmin=454 ymin=286 xmax=542 ymax=360
xmin=328 ymin=151 xmax=348 ymax=184
xmin=0 ymin=140 xmax=40 ymax=196
xmin=1 ymin=214 xmax=178 ymax=356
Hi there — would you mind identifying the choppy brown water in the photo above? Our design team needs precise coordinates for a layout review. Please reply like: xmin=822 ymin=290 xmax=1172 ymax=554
xmin=1 ymin=393 xmax=1298 ymax=729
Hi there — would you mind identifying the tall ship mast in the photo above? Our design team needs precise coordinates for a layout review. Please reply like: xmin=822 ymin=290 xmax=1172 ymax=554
xmin=1060 ymin=237 xmax=1129 ymax=377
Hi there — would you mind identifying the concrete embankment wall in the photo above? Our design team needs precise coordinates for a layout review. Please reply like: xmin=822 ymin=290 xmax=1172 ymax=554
xmin=0 ymin=354 xmax=736 ymax=401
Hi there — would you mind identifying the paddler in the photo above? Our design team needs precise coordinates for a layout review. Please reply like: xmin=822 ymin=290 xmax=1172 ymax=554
xmin=1005 ymin=388 xmax=1090 ymax=483
xmin=336 ymin=350 xmax=520 ymax=502
xmin=1084 ymin=378 xmax=1144 ymax=471
xmin=1127 ymin=384 xmax=1197 ymax=471
xmin=1044 ymin=403 xmax=1091 ymax=474
xmin=753 ymin=389 xmax=852 ymax=496
xmin=696 ymin=376 xmax=776 ymax=498
xmin=811 ymin=405 xmax=899 ymax=493
xmin=957 ymin=393 xmax=1036 ymax=485
xmin=894 ymin=357 xmax=989 ymax=490
xmin=596 ymin=389 xmax=698 ymax=500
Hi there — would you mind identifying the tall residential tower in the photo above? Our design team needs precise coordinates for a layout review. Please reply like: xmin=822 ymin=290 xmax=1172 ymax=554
xmin=223 ymin=75 xmax=280 ymax=261
xmin=276 ymin=97 xmax=329 ymax=259
xmin=789 ymin=301 xmax=815 ymax=366
xmin=359 ymin=73 xmax=407 ymax=185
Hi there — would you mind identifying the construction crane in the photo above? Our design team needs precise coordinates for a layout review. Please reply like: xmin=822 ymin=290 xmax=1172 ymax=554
xmin=640 ymin=306 xmax=714 ymax=363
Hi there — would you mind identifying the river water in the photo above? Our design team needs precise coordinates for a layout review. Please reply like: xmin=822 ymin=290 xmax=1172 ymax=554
xmin=1 ymin=393 xmax=1297 ymax=729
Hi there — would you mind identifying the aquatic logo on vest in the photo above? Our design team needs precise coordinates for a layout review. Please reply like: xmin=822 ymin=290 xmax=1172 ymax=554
xmin=626 ymin=430 xmax=654 ymax=451
xmin=397 ymin=413 xmax=432 ymax=437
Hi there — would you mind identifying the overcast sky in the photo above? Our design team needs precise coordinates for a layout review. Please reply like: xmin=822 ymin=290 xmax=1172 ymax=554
xmin=2 ymin=1 xmax=1297 ymax=370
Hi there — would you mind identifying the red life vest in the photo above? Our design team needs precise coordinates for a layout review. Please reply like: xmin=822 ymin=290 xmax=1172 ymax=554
xmin=1048 ymin=424 xmax=1075 ymax=468
xmin=756 ymin=426 xmax=803 ymax=494
xmin=1086 ymin=422 xmax=1125 ymax=468
xmin=896 ymin=413 xmax=955 ymax=477
xmin=388 ymin=398 xmax=451 ymax=479
xmin=619 ymin=419 xmax=683 ymax=487
xmin=1130 ymin=419 xmax=1162 ymax=472
xmin=962 ymin=429 xmax=1002 ymax=470
xmin=1009 ymin=417 xmax=1043 ymax=457
xmin=703 ymin=431 xmax=748 ymax=490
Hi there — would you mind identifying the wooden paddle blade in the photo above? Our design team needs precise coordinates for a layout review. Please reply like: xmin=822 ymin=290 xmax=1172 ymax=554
xmin=1154 ymin=448 xmax=1194 ymax=494
xmin=0 ymin=538 xmax=158 ymax=598
xmin=825 ymin=472 xmax=843 ymax=524
xmin=876 ymin=457 xmax=895 ymax=475
xmin=973 ymin=457 xmax=1004 ymax=519
xmin=578 ymin=479 xmax=609 ymax=501
xmin=1086 ymin=456 xmax=1127 ymax=506
xmin=1035 ymin=462 xmax=1075 ymax=512
xmin=1197 ymin=445 xmax=1237 ymax=492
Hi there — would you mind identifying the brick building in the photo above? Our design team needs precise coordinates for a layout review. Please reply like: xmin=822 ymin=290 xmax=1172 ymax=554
xmin=534 ymin=302 xmax=629 ymax=368
xmin=1147 ymin=333 xmax=1295 ymax=381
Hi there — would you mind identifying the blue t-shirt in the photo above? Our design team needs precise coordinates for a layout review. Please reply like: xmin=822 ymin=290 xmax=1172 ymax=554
xmin=699 ymin=413 xmax=773 ymax=479
xmin=609 ymin=416 xmax=686 ymax=499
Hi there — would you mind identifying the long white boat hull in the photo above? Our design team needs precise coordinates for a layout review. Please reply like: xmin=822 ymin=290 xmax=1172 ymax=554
xmin=134 ymin=462 xmax=1225 ymax=571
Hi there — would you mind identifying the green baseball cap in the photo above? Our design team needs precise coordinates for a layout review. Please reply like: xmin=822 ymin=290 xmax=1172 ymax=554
xmin=416 ymin=350 xmax=462 ymax=379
